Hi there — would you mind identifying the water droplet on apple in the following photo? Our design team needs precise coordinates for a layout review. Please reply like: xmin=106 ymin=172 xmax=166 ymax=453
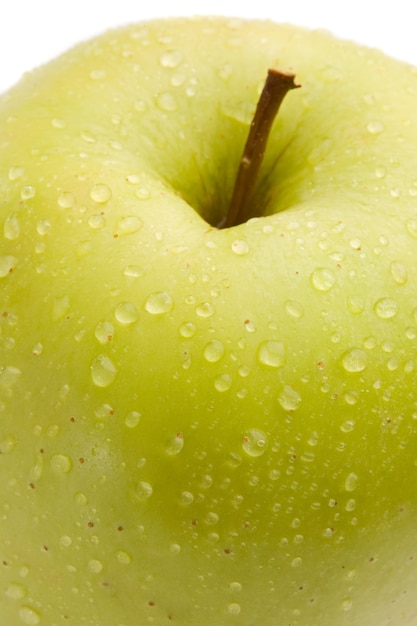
xmin=179 ymin=321 xmax=196 ymax=338
xmin=345 ymin=498 xmax=356 ymax=512
xmin=257 ymin=341 xmax=285 ymax=368
xmin=344 ymin=472 xmax=359 ymax=492
xmin=50 ymin=454 xmax=72 ymax=473
xmin=20 ymin=185 xmax=36 ymax=200
xmin=340 ymin=419 xmax=356 ymax=433
xmin=203 ymin=339 xmax=225 ymax=363
xmin=125 ymin=411 xmax=141 ymax=428
xmin=94 ymin=321 xmax=114 ymax=344
xmin=144 ymin=291 xmax=173 ymax=314
xmin=90 ymin=183 xmax=112 ymax=203
xmin=310 ymin=267 xmax=336 ymax=291
xmin=5 ymin=582 xmax=27 ymax=600
xmin=135 ymin=186 xmax=150 ymax=200
xmin=180 ymin=491 xmax=194 ymax=505
xmin=159 ymin=49 xmax=183 ymax=68
xmin=156 ymin=92 xmax=177 ymax=111
xmin=374 ymin=297 xmax=398 ymax=319
xmin=90 ymin=68 xmax=107 ymax=81
xmin=114 ymin=302 xmax=139 ymax=324
xmin=0 ymin=255 xmax=18 ymax=277
xmin=285 ymin=300 xmax=304 ymax=318
xmin=231 ymin=239 xmax=250 ymax=255
xmin=341 ymin=348 xmax=367 ymax=373
xmin=88 ymin=559 xmax=104 ymax=574
xmin=18 ymin=606 xmax=41 ymax=625
xmin=169 ymin=543 xmax=181 ymax=554
xmin=214 ymin=373 xmax=232 ymax=392
xmin=136 ymin=481 xmax=153 ymax=500
xmin=0 ymin=365 xmax=21 ymax=391
xmin=115 ymin=216 xmax=143 ymax=235
xmin=347 ymin=295 xmax=364 ymax=314
xmin=57 ymin=191 xmax=76 ymax=209
xmin=390 ymin=261 xmax=408 ymax=284
xmin=116 ymin=550 xmax=132 ymax=565
xmin=227 ymin=603 xmax=241 ymax=616
xmin=0 ymin=434 xmax=17 ymax=454
xmin=171 ymin=72 xmax=186 ymax=87
xmin=59 ymin=535 xmax=72 ymax=548
xmin=8 ymin=166 xmax=24 ymax=180
xmin=342 ymin=597 xmax=353 ymax=611
xmin=196 ymin=302 xmax=214 ymax=318
xmin=278 ymin=385 xmax=301 ymax=411
xmin=36 ymin=219 xmax=51 ymax=236
xmin=3 ymin=213 xmax=20 ymax=240
xmin=90 ymin=354 xmax=117 ymax=387
xmin=88 ymin=214 xmax=105 ymax=229
xmin=166 ymin=433 xmax=184 ymax=455
xmin=229 ymin=581 xmax=242 ymax=593
xmin=367 ymin=120 xmax=384 ymax=134
xmin=291 ymin=557 xmax=303 ymax=568
xmin=205 ymin=511 xmax=219 ymax=525
xmin=242 ymin=429 xmax=268 ymax=457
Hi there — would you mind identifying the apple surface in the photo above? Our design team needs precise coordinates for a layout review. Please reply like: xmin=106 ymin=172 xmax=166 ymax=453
xmin=1 ymin=15 xmax=417 ymax=626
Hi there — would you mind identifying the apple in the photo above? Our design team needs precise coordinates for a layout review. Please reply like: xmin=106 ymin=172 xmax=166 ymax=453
xmin=1 ymin=15 xmax=417 ymax=626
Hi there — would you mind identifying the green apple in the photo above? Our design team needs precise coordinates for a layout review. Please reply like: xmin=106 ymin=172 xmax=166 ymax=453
xmin=1 ymin=15 xmax=417 ymax=626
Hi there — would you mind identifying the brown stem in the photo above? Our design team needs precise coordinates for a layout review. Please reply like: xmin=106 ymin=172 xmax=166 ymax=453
xmin=220 ymin=69 xmax=300 ymax=229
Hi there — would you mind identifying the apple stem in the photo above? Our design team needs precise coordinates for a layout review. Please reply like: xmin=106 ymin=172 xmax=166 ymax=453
xmin=220 ymin=69 xmax=300 ymax=229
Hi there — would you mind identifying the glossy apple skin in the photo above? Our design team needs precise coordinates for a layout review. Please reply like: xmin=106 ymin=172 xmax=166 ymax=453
xmin=1 ymin=16 xmax=417 ymax=626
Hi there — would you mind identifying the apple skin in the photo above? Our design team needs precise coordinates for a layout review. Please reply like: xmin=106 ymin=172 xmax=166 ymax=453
xmin=1 ymin=15 xmax=417 ymax=626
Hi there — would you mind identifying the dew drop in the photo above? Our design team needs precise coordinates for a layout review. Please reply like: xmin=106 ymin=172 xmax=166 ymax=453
xmin=0 ymin=255 xmax=18 ymax=277
xmin=291 ymin=557 xmax=303 ymax=568
xmin=340 ymin=419 xmax=356 ymax=433
xmin=367 ymin=120 xmax=384 ymax=134
xmin=90 ymin=354 xmax=117 ymax=387
xmin=136 ymin=481 xmax=153 ymax=500
xmin=180 ymin=491 xmax=194 ymax=505
xmin=344 ymin=472 xmax=359 ymax=492
xmin=94 ymin=321 xmax=114 ymax=344
xmin=116 ymin=550 xmax=132 ymax=565
xmin=242 ymin=429 xmax=268 ymax=457
xmin=135 ymin=187 xmax=150 ymax=200
xmin=36 ymin=220 xmax=51 ymax=236
xmin=3 ymin=213 xmax=20 ymax=240
xmin=179 ymin=321 xmax=196 ymax=338
xmin=345 ymin=498 xmax=356 ymax=512
xmin=390 ymin=261 xmax=408 ymax=285
xmin=342 ymin=348 xmax=367 ymax=373
xmin=0 ymin=434 xmax=17 ymax=454
xmin=214 ymin=373 xmax=232 ymax=392
xmin=57 ymin=192 xmax=76 ymax=209
xmin=160 ymin=50 xmax=183 ymax=68
xmin=144 ymin=291 xmax=173 ymax=314
xmin=196 ymin=302 xmax=214 ymax=318
xmin=342 ymin=598 xmax=353 ymax=612
xmin=285 ymin=300 xmax=304 ymax=318
xmin=18 ymin=606 xmax=41 ymax=625
xmin=90 ymin=183 xmax=112 ymax=203
xmin=125 ymin=411 xmax=141 ymax=428
xmin=8 ymin=166 xmax=24 ymax=180
xmin=156 ymin=92 xmax=177 ymax=111
xmin=257 ymin=341 xmax=285 ymax=368
xmin=88 ymin=559 xmax=103 ymax=574
xmin=171 ymin=72 xmax=186 ymax=87
xmin=203 ymin=339 xmax=225 ymax=363
xmin=406 ymin=218 xmax=417 ymax=238
xmin=5 ymin=582 xmax=27 ymax=599
xmin=170 ymin=543 xmax=181 ymax=554
xmin=115 ymin=216 xmax=143 ymax=235
xmin=115 ymin=302 xmax=139 ymax=324
xmin=278 ymin=385 xmax=301 ymax=412
xmin=374 ymin=297 xmax=398 ymax=319
xmin=311 ymin=267 xmax=336 ymax=291
xmin=231 ymin=239 xmax=250 ymax=255
xmin=227 ymin=603 xmax=241 ymax=616
xmin=50 ymin=454 xmax=72 ymax=473
xmin=166 ymin=433 xmax=184 ymax=455
xmin=347 ymin=296 xmax=364 ymax=314
xmin=90 ymin=69 xmax=106 ymax=81
xmin=205 ymin=511 xmax=219 ymax=525
xmin=20 ymin=185 xmax=36 ymax=200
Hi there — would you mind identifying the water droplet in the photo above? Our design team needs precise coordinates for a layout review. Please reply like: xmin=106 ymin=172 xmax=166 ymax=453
xmin=166 ymin=433 xmax=184 ymax=455
xmin=52 ymin=295 xmax=70 ymax=321
xmin=345 ymin=498 xmax=356 ymax=512
xmin=342 ymin=597 xmax=353 ymax=611
xmin=156 ymin=92 xmax=177 ymax=111
xmin=0 ymin=255 xmax=18 ymax=277
xmin=374 ymin=297 xmax=398 ymax=319
xmin=285 ymin=300 xmax=304 ymax=318
xmin=180 ymin=491 xmax=194 ymax=505
xmin=3 ymin=213 xmax=20 ymax=240
xmin=144 ymin=291 xmax=173 ymax=314
xmin=203 ymin=340 xmax=225 ymax=363
xmin=135 ymin=186 xmax=150 ymax=200
xmin=347 ymin=296 xmax=364 ymax=314
xmin=214 ymin=374 xmax=232 ymax=392
xmin=344 ymin=472 xmax=359 ymax=492
xmin=340 ymin=419 xmax=356 ymax=433
xmin=205 ymin=511 xmax=219 ymax=525
xmin=0 ymin=434 xmax=17 ymax=454
xmin=90 ymin=69 xmax=107 ymax=81
xmin=278 ymin=385 xmax=301 ymax=412
xmin=227 ymin=603 xmax=241 ymax=616
xmin=342 ymin=348 xmax=367 ymax=373
xmin=231 ymin=239 xmax=250 ymax=255
xmin=160 ymin=50 xmax=183 ymax=68
xmin=88 ymin=559 xmax=103 ymax=573
xmin=196 ymin=302 xmax=214 ymax=318
xmin=367 ymin=120 xmax=384 ymax=134
xmin=8 ymin=166 xmax=24 ymax=180
xmin=94 ymin=321 xmax=114 ymax=344
xmin=0 ymin=365 xmax=21 ymax=390
xmin=257 ymin=341 xmax=285 ymax=368
xmin=20 ymin=185 xmax=36 ymax=200
xmin=19 ymin=607 xmax=41 ymax=625
xmin=136 ymin=481 xmax=153 ymax=500
xmin=114 ymin=302 xmax=139 ymax=324
xmin=90 ymin=183 xmax=112 ymax=203
xmin=36 ymin=219 xmax=51 ymax=236
xmin=179 ymin=321 xmax=196 ymax=338
xmin=125 ymin=411 xmax=141 ymax=428
xmin=171 ymin=72 xmax=186 ymax=86
xmin=291 ymin=557 xmax=303 ymax=568
xmin=311 ymin=267 xmax=336 ymax=292
xmin=59 ymin=535 xmax=72 ymax=548
xmin=90 ymin=354 xmax=117 ymax=387
xmin=116 ymin=550 xmax=132 ymax=565
xmin=57 ymin=192 xmax=76 ymax=209
xmin=170 ymin=543 xmax=181 ymax=554
xmin=50 ymin=454 xmax=72 ymax=473
xmin=229 ymin=581 xmax=242 ymax=593
xmin=5 ymin=582 xmax=27 ymax=599
xmin=115 ymin=216 xmax=143 ymax=235
xmin=242 ymin=429 xmax=268 ymax=457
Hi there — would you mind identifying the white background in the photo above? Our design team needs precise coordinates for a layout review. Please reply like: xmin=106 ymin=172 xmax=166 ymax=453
xmin=1 ymin=0 xmax=417 ymax=93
